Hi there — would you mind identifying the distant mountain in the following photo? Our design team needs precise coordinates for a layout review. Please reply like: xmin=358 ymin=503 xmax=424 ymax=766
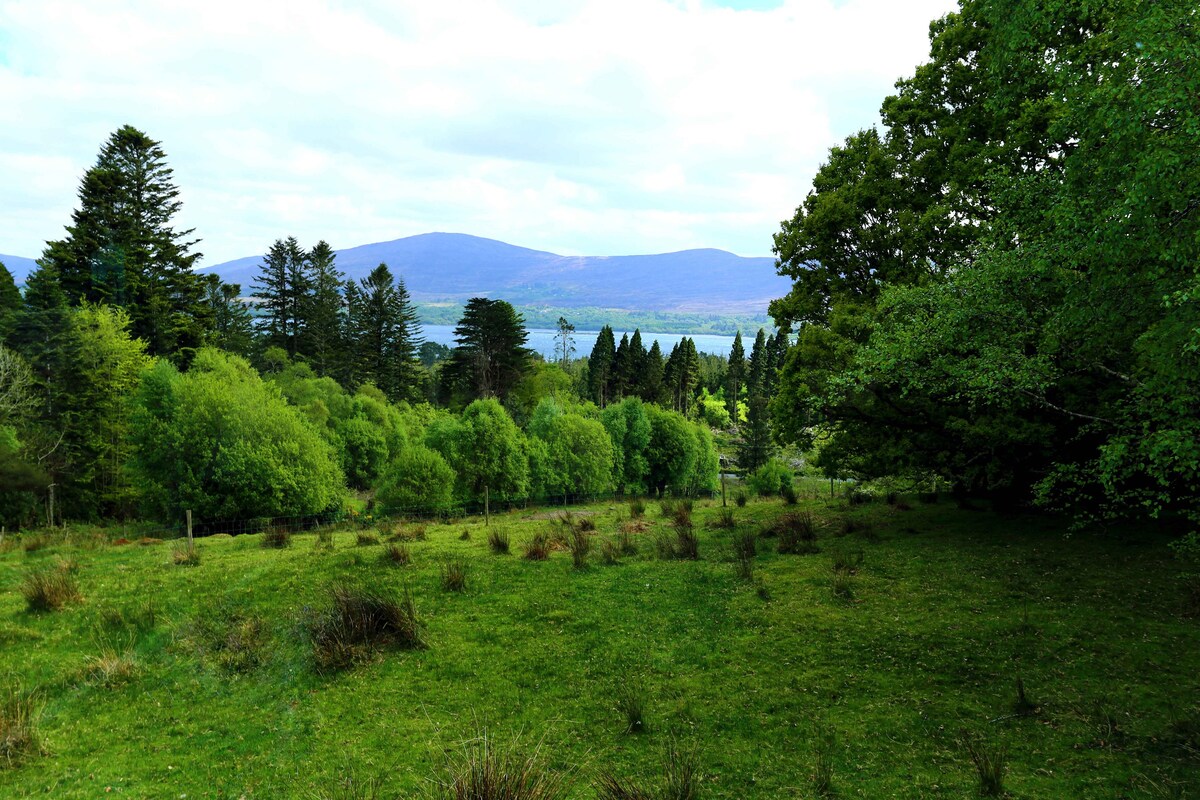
xmin=0 ymin=254 xmax=38 ymax=284
xmin=199 ymin=233 xmax=788 ymax=315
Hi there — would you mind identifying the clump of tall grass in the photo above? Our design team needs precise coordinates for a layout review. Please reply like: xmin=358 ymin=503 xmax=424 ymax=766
xmin=307 ymin=583 xmax=424 ymax=672
xmin=21 ymin=562 xmax=82 ymax=612
xmin=459 ymin=529 xmax=472 ymax=541
xmin=442 ymin=559 xmax=469 ymax=592
xmin=811 ymin=723 xmax=836 ymax=796
xmin=21 ymin=534 xmax=49 ymax=553
xmin=262 ymin=526 xmax=291 ymax=549
xmin=433 ymin=731 xmax=572 ymax=800
xmin=356 ymin=531 xmax=381 ymax=547
xmin=600 ymin=538 xmax=620 ymax=565
xmin=829 ymin=545 xmax=864 ymax=575
xmin=734 ymin=491 xmax=748 ymax=508
xmin=732 ymin=530 xmax=756 ymax=581
xmin=655 ymin=528 xmax=699 ymax=560
xmin=709 ymin=508 xmax=736 ymax=530
xmin=314 ymin=529 xmax=335 ymax=550
xmin=616 ymin=685 xmax=648 ymax=734
xmin=617 ymin=529 xmax=638 ymax=556
xmin=629 ymin=499 xmax=646 ymax=518
xmin=524 ymin=531 xmax=551 ymax=561
xmin=388 ymin=524 xmax=427 ymax=542
xmin=0 ymin=681 xmax=43 ymax=767
xmin=488 ymin=529 xmax=510 ymax=554
xmin=172 ymin=539 xmax=200 ymax=566
xmin=382 ymin=543 xmax=411 ymax=566
xmin=570 ymin=529 xmax=591 ymax=570
xmin=185 ymin=603 xmax=269 ymax=674
xmin=311 ymin=769 xmax=388 ymax=800
xmin=595 ymin=737 xmax=699 ymax=800
xmin=961 ymin=730 xmax=1006 ymax=797
xmin=831 ymin=572 xmax=855 ymax=601
xmin=772 ymin=511 xmax=819 ymax=555
xmin=82 ymin=629 xmax=139 ymax=688
xmin=781 ymin=482 xmax=798 ymax=505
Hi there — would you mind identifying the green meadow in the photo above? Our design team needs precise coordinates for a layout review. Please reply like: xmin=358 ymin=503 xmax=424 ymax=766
xmin=0 ymin=493 xmax=1196 ymax=799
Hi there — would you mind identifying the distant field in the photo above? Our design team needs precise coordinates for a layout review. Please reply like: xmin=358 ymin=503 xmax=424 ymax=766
xmin=0 ymin=494 xmax=1195 ymax=798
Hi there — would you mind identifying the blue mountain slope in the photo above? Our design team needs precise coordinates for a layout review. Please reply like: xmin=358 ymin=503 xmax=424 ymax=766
xmin=0 ymin=254 xmax=39 ymax=284
xmin=200 ymin=232 xmax=789 ymax=314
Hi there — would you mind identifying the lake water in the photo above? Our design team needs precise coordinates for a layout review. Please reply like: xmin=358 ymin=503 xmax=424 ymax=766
xmin=420 ymin=324 xmax=736 ymax=359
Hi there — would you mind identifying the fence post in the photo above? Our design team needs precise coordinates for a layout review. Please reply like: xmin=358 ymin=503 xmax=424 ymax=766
xmin=186 ymin=510 xmax=193 ymax=548
xmin=484 ymin=486 xmax=490 ymax=527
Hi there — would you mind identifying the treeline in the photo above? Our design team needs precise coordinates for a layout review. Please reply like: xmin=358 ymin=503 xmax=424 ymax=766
xmin=769 ymin=0 xmax=1199 ymax=521
xmin=0 ymin=126 xmax=790 ymax=528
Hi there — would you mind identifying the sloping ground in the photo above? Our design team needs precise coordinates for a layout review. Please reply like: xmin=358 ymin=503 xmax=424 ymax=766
xmin=0 ymin=495 xmax=1195 ymax=798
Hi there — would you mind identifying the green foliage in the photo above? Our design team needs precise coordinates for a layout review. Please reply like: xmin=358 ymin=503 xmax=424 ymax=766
xmin=336 ymin=416 xmax=389 ymax=491
xmin=442 ymin=297 xmax=532 ymax=403
xmin=645 ymin=405 xmax=698 ymax=496
xmin=528 ymin=399 xmax=615 ymax=499
xmin=375 ymin=445 xmax=456 ymax=516
xmin=344 ymin=262 xmax=424 ymax=403
xmin=130 ymin=348 xmax=344 ymax=521
xmin=429 ymin=399 xmax=529 ymax=502
xmin=601 ymin=397 xmax=652 ymax=495
xmin=747 ymin=459 xmax=793 ymax=497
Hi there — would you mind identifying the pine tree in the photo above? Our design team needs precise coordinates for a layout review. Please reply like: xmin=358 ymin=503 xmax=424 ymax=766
xmin=251 ymin=237 xmax=310 ymax=357
xmin=738 ymin=329 xmax=773 ymax=471
xmin=628 ymin=329 xmax=647 ymax=397
xmin=587 ymin=325 xmax=616 ymax=407
xmin=554 ymin=316 xmax=576 ymax=369
xmin=348 ymin=263 xmax=423 ymax=402
xmin=642 ymin=340 xmax=665 ymax=404
xmin=41 ymin=126 xmax=210 ymax=357
xmin=339 ymin=279 xmax=364 ymax=387
xmin=727 ymin=330 xmax=745 ymax=422
xmin=612 ymin=332 xmax=631 ymax=399
xmin=747 ymin=329 xmax=768 ymax=397
xmin=204 ymin=275 xmax=254 ymax=357
xmin=300 ymin=240 xmax=345 ymax=376
xmin=443 ymin=297 xmax=531 ymax=402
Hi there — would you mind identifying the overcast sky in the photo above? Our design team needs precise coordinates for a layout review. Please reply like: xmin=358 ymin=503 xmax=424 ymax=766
xmin=0 ymin=0 xmax=957 ymax=265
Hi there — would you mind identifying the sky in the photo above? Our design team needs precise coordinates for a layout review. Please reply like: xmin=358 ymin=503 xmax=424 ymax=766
xmin=0 ymin=0 xmax=958 ymax=265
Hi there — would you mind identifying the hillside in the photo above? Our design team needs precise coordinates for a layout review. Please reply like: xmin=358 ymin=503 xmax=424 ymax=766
xmin=0 ymin=253 xmax=37 ymax=283
xmin=198 ymin=232 xmax=790 ymax=314
xmin=0 ymin=494 xmax=1194 ymax=798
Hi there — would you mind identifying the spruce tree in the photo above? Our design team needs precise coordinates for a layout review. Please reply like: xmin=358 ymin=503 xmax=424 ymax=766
xmin=251 ymin=237 xmax=308 ymax=357
xmin=628 ymin=329 xmax=647 ymax=397
xmin=587 ymin=325 xmax=616 ymax=407
xmin=612 ymin=332 xmax=631 ymax=399
xmin=643 ymin=340 xmax=665 ymax=404
xmin=727 ymin=330 xmax=745 ymax=422
xmin=41 ymin=125 xmax=210 ymax=357
xmin=348 ymin=263 xmax=423 ymax=402
xmin=300 ymin=240 xmax=345 ymax=376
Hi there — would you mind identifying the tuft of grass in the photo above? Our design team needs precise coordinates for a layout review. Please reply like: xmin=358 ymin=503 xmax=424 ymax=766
xmin=356 ymin=532 xmax=381 ymax=547
xmin=831 ymin=572 xmax=855 ymax=601
xmin=961 ymin=730 xmax=1006 ymax=797
xmin=732 ymin=530 xmax=756 ymax=581
xmin=709 ymin=508 xmax=736 ymax=530
xmin=600 ymin=538 xmax=620 ymax=565
xmin=829 ymin=545 xmax=864 ymax=575
xmin=442 ymin=559 xmax=469 ymax=592
xmin=629 ymin=499 xmax=646 ymax=519
xmin=172 ymin=540 xmax=200 ymax=566
xmin=655 ymin=531 xmax=676 ymax=560
xmin=774 ymin=511 xmax=819 ymax=555
xmin=388 ymin=524 xmax=427 ymax=543
xmin=674 ymin=527 xmax=699 ymax=560
xmin=1013 ymin=676 xmax=1038 ymax=717
xmin=0 ymin=681 xmax=43 ymax=768
xmin=382 ymin=543 xmax=411 ymax=566
xmin=524 ymin=532 xmax=550 ymax=561
xmin=617 ymin=528 xmax=638 ymax=556
xmin=21 ymin=534 xmax=49 ymax=553
xmin=578 ymin=517 xmax=596 ymax=532
xmin=459 ymin=529 xmax=471 ymax=541
xmin=488 ymin=529 xmax=510 ymax=555
xmin=781 ymin=482 xmax=798 ymax=505
xmin=433 ymin=731 xmax=571 ymax=800
xmin=307 ymin=582 xmax=424 ymax=672
xmin=734 ymin=491 xmax=747 ymax=508
xmin=616 ymin=685 xmax=648 ymax=734
xmin=669 ymin=503 xmax=693 ymax=531
xmin=811 ymin=723 xmax=836 ymax=796
xmin=262 ymin=527 xmax=291 ymax=549
xmin=311 ymin=769 xmax=388 ymax=800
xmin=662 ymin=737 xmax=701 ymax=800
xmin=82 ymin=631 xmax=139 ymax=688
xmin=186 ymin=605 xmax=269 ymax=674
xmin=595 ymin=773 xmax=654 ymax=800
xmin=315 ymin=529 xmax=334 ymax=550
xmin=570 ymin=529 xmax=591 ymax=569
xmin=21 ymin=563 xmax=82 ymax=612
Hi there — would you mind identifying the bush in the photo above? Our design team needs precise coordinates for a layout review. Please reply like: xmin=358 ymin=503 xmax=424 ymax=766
xmin=21 ymin=563 xmax=82 ymax=612
xmin=375 ymin=445 xmax=456 ymax=516
xmin=382 ymin=543 xmax=410 ymax=566
xmin=308 ymin=583 xmax=424 ymax=672
xmin=262 ymin=527 xmax=291 ymax=549
xmin=433 ymin=731 xmax=571 ymax=800
xmin=0 ymin=682 xmax=42 ymax=767
xmin=747 ymin=459 xmax=793 ymax=497
xmin=488 ymin=529 xmax=510 ymax=554
xmin=442 ymin=559 xmax=468 ymax=592
xmin=524 ymin=532 xmax=550 ymax=561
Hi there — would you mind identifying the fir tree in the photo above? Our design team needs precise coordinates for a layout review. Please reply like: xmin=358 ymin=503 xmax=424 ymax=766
xmin=300 ymin=240 xmax=345 ymax=376
xmin=643 ymin=340 xmax=665 ymax=404
xmin=727 ymin=330 xmax=745 ymax=422
xmin=252 ymin=237 xmax=309 ymax=356
xmin=587 ymin=325 xmax=616 ymax=407
xmin=347 ymin=263 xmax=423 ymax=402
xmin=41 ymin=125 xmax=210 ymax=357
xmin=612 ymin=332 xmax=631 ymax=399
xmin=443 ymin=297 xmax=531 ymax=402
xmin=204 ymin=275 xmax=254 ymax=357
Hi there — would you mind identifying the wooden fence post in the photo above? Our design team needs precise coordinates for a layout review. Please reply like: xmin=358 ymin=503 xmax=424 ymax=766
xmin=186 ymin=510 xmax=193 ymax=548
xmin=484 ymin=486 xmax=490 ymax=527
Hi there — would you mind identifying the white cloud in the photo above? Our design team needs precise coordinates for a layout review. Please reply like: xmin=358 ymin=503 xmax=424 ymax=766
xmin=0 ymin=0 xmax=958 ymax=263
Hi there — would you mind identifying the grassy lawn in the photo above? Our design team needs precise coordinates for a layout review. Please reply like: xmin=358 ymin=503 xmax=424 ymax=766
xmin=0 ymin=493 xmax=1196 ymax=798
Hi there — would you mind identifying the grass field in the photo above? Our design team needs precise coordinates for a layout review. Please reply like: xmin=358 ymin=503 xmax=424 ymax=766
xmin=0 ymin=492 xmax=1196 ymax=798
